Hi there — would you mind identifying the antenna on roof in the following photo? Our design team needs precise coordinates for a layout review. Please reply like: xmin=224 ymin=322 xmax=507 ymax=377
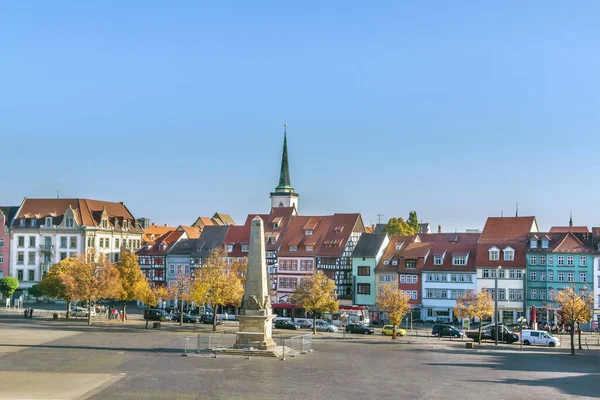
xmin=377 ymin=214 xmax=384 ymax=224
xmin=57 ymin=190 xmax=60 ymax=199
xmin=501 ymin=210 xmax=503 ymax=218
xmin=515 ymin=202 xmax=519 ymax=217
xmin=569 ymin=212 xmax=573 ymax=227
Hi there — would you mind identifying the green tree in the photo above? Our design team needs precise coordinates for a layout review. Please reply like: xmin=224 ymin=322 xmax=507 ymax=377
xmin=382 ymin=217 xmax=415 ymax=236
xmin=0 ymin=276 xmax=19 ymax=298
xmin=407 ymin=211 xmax=420 ymax=234
xmin=28 ymin=284 xmax=44 ymax=299
xmin=291 ymin=270 xmax=339 ymax=335
xmin=39 ymin=258 xmax=77 ymax=318
xmin=117 ymin=250 xmax=147 ymax=320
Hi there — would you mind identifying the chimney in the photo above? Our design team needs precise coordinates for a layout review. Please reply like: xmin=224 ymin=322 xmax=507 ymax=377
xmin=438 ymin=225 xmax=442 ymax=233
xmin=164 ymin=223 xmax=167 ymax=227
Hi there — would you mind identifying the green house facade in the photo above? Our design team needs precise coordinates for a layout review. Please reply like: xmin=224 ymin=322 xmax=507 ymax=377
xmin=525 ymin=231 xmax=594 ymax=325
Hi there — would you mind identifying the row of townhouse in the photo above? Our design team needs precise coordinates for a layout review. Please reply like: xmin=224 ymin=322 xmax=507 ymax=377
xmin=353 ymin=216 xmax=600 ymax=327
xmin=0 ymin=198 xmax=145 ymax=298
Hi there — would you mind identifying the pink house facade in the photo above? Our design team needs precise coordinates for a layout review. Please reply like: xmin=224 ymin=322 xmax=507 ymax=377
xmin=0 ymin=207 xmax=17 ymax=279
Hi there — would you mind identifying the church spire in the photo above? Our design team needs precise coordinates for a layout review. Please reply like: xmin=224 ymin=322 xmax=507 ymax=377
xmin=275 ymin=123 xmax=293 ymax=192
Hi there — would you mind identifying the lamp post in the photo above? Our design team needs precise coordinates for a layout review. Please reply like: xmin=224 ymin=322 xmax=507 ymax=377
xmin=495 ymin=266 xmax=502 ymax=345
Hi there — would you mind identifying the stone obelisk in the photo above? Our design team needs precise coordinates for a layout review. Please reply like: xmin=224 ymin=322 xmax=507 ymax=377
xmin=234 ymin=216 xmax=276 ymax=350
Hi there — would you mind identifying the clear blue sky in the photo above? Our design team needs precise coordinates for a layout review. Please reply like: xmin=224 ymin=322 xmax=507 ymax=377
xmin=2 ymin=1 xmax=599 ymax=231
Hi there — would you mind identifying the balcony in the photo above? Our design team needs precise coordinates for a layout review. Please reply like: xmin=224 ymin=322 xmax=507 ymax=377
xmin=39 ymin=245 xmax=55 ymax=253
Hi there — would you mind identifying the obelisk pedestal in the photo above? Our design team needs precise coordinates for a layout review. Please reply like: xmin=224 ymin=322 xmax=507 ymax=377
xmin=234 ymin=216 xmax=276 ymax=350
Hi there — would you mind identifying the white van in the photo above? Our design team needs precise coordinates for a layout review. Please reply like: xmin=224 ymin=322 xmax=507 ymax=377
xmin=521 ymin=330 xmax=560 ymax=347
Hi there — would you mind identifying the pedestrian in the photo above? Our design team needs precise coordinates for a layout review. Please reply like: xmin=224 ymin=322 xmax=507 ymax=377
xmin=29 ymin=308 xmax=33 ymax=319
xmin=119 ymin=310 xmax=124 ymax=322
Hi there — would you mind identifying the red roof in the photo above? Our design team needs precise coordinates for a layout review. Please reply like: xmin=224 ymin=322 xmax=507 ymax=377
xmin=137 ymin=230 xmax=184 ymax=256
xmin=549 ymin=226 xmax=589 ymax=233
xmin=479 ymin=216 xmax=537 ymax=244
xmin=422 ymin=241 xmax=478 ymax=272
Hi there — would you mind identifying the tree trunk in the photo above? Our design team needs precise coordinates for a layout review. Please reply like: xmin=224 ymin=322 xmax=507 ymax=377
xmin=212 ymin=306 xmax=218 ymax=332
xmin=578 ymin=322 xmax=582 ymax=350
xmin=312 ymin=314 xmax=317 ymax=335
xmin=570 ymin=321 xmax=575 ymax=355
xmin=180 ymin=303 xmax=183 ymax=326
xmin=478 ymin=324 xmax=482 ymax=344
xmin=87 ymin=298 xmax=92 ymax=326
xmin=66 ymin=300 xmax=71 ymax=319
xmin=145 ymin=304 xmax=149 ymax=329
xmin=392 ymin=325 xmax=397 ymax=340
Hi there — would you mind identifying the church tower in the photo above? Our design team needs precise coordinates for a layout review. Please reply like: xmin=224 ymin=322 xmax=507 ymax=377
xmin=270 ymin=124 xmax=299 ymax=213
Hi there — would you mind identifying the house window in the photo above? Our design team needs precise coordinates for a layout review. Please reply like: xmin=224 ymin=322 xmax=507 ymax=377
xmin=489 ymin=250 xmax=499 ymax=261
xmin=453 ymin=256 xmax=466 ymax=266
xmin=567 ymin=273 xmax=574 ymax=282
xmin=558 ymin=272 xmax=565 ymax=282
xmin=548 ymin=256 xmax=554 ymax=266
xmin=580 ymin=272 xmax=586 ymax=283
xmin=504 ymin=250 xmax=514 ymax=261
xmin=28 ymin=270 xmax=35 ymax=281
xmin=530 ymin=239 xmax=537 ymax=249
xmin=405 ymin=260 xmax=416 ymax=269
xmin=17 ymin=236 xmax=24 ymax=247
xmin=30 ymin=219 xmax=36 ymax=227
xmin=66 ymin=218 xmax=74 ymax=228
xmin=290 ymin=246 xmax=298 ymax=252
xmin=0 ymin=255 xmax=2 ymax=263
xmin=28 ymin=252 xmax=35 ymax=265
xmin=242 ymin=244 xmax=249 ymax=252
xmin=395 ymin=245 xmax=402 ymax=251
xmin=28 ymin=237 xmax=35 ymax=248
xmin=270 ymin=238 xmax=277 ymax=244
xmin=411 ymin=275 xmax=418 ymax=284
xmin=509 ymin=289 xmax=523 ymax=301
xmin=529 ymin=256 xmax=537 ymax=265
xmin=530 ymin=289 xmax=537 ymax=299
xmin=558 ymin=256 xmax=565 ymax=266
xmin=540 ymin=289 xmax=546 ymax=300
xmin=99 ymin=238 xmax=104 ymax=248
xmin=45 ymin=218 xmax=52 ymax=227
xmin=357 ymin=284 xmax=370 ymax=295
xmin=427 ymin=308 xmax=433 ymax=318
xmin=498 ymin=289 xmax=506 ymax=301
xmin=392 ymin=260 xmax=398 ymax=266
xmin=567 ymin=256 xmax=574 ymax=266
xmin=19 ymin=219 xmax=24 ymax=227
xmin=184 ymin=265 xmax=190 ymax=275
xmin=548 ymin=272 xmax=553 ymax=281
xmin=70 ymin=237 xmax=77 ymax=249
xmin=482 ymin=269 xmax=491 ymax=278
xmin=541 ymin=240 xmax=549 ymax=248
xmin=116 ymin=239 xmax=120 ymax=248
xmin=580 ymin=256 xmax=587 ymax=267
xmin=60 ymin=237 xmax=67 ymax=248
xmin=306 ymin=246 xmax=313 ymax=252
xmin=169 ymin=265 xmax=175 ymax=274
xmin=434 ymin=256 xmax=443 ymax=265
xmin=539 ymin=255 xmax=546 ymax=265
xmin=540 ymin=272 xmax=546 ymax=281
xmin=17 ymin=270 xmax=23 ymax=281
xmin=0 ymin=238 xmax=3 ymax=248
xmin=358 ymin=266 xmax=370 ymax=276
xmin=530 ymin=271 xmax=537 ymax=281
xmin=383 ymin=260 xmax=389 ymax=265
xmin=305 ymin=230 xmax=313 ymax=236
xmin=227 ymin=245 xmax=233 ymax=252
xmin=17 ymin=252 xmax=24 ymax=265
xmin=60 ymin=252 xmax=67 ymax=260
xmin=273 ymin=222 xmax=279 ymax=229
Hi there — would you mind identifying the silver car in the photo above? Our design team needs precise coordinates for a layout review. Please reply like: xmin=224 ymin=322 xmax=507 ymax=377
xmin=315 ymin=321 xmax=338 ymax=332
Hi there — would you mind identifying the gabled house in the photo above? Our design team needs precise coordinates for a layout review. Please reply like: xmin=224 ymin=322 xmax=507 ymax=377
xmin=526 ymin=231 xmax=595 ymax=327
xmin=0 ymin=206 xmax=18 ymax=279
xmin=137 ymin=229 xmax=187 ymax=287
xmin=351 ymin=233 xmax=389 ymax=306
xmin=475 ymin=216 xmax=538 ymax=324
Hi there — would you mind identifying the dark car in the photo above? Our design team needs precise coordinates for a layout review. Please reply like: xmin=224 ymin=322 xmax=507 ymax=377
xmin=143 ymin=309 xmax=169 ymax=321
xmin=432 ymin=324 xmax=464 ymax=338
xmin=199 ymin=314 xmax=222 ymax=325
xmin=170 ymin=313 xmax=199 ymax=323
xmin=345 ymin=323 xmax=375 ymax=335
xmin=466 ymin=324 xmax=519 ymax=343
xmin=274 ymin=320 xmax=301 ymax=330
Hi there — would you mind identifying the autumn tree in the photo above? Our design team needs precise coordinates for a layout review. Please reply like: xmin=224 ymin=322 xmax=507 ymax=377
xmin=191 ymin=248 xmax=244 ymax=331
xmin=0 ymin=276 xmax=19 ymax=299
xmin=407 ymin=211 xmax=420 ymax=234
xmin=28 ymin=284 xmax=43 ymax=300
xmin=117 ymin=249 xmax=147 ymax=320
xmin=39 ymin=258 xmax=77 ymax=318
xmin=61 ymin=253 xmax=123 ymax=326
xmin=454 ymin=290 xmax=494 ymax=343
xmin=291 ymin=270 xmax=339 ymax=335
xmin=554 ymin=286 xmax=594 ymax=355
xmin=382 ymin=217 xmax=415 ymax=236
xmin=377 ymin=283 xmax=411 ymax=339
xmin=169 ymin=272 xmax=193 ymax=326
xmin=136 ymin=280 xmax=158 ymax=329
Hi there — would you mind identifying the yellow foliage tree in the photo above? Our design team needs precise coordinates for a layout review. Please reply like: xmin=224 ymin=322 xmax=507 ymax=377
xmin=39 ymin=258 xmax=78 ymax=318
xmin=377 ymin=283 xmax=411 ymax=339
xmin=454 ymin=290 xmax=493 ymax=343
xmin=191 ymin=248 xmax=244 ymax=331
xmin=554 ymin=286 xmax=594 ymax=355
xmin=61 ymin=253 xmax=123 ymax=326
xmin=291 ymin=270 xmax=339 ymax=335
xmin=117 ymin=249 xmax=147 ymax=320
xmin=135 ymin=279 xmax=158 ymax=329
xmin=168 ymin=272 xmax=194 ymax=326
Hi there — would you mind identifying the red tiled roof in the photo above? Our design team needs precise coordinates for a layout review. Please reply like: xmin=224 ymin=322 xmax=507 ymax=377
xmin=375 ymin=235 xmax=417 ymax=273
xmin=179 ymin=225 xmax=201 ymax=239
xmin=143 ymin=225 xmax=176 ymax=245
xmin=137 ymin=230 xmax=184 ymax=255
xmin=549 ymin=226 xmax=590 ymax=233
xmin=479 ymin=216 xmax=537 ymax=243
xmin=475 ymin=243 xmax=527 ymax=267
xmin=422 ymin=241 xmax=478 ymax=272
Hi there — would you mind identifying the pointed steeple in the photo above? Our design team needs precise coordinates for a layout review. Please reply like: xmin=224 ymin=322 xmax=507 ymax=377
xmin=569 ymin=212 xmax=573 ymax=227
xmin=275 ymin=123 xmax=293 ymax=193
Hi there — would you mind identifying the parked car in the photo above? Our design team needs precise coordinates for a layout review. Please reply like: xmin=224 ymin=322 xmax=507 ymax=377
xmin=432 ymin=325 xmax=464 ymax=338
xmin=381 ymin=325 xmax=407 ymax=336
xmin=70 ymin=307 xmax=96 ymax=317
xmin=315 ymin=321 xmax=338 ymax=332
xmin=293 ymin=318 xmax=313 ymax=329
xmin=199 ymin=314 xmax=222 ymax=325
xmin=273 ymin=316 xmax=292 ymax=324
xmin=143 ymin=309 xmax=169 ymax=321
xmin=345 ymin=323 xmax=375 ymax=335
xmin=521 ymin=330 xmax=560 ymax=347
xmin=170 ymin=313 xmax=199 ymax=323
xmin=466 ymin=324 xmax=519 ymax=343
xmin=274 ymin=320 xmax=301 ymax=330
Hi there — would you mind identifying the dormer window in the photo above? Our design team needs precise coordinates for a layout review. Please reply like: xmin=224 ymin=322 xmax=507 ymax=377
xmin=273 ymin=222 xmax=279 ymax=229
xmin=503 ymin=247 xmax=514 ymax=262
xmin=488 ymin=247 xmax=500 ymax=261
xmin=395 ymin=243 xmax=403 ymax=251
xmin=102 ymin=220 xmax=108 ymax=229
xmin=392 ymin=260 xmax=398 ymax=266
xmin=45 ymin=218 xmax=52 ymax=228
xmin=453 ymin=256 xmax=467 ymax=266
xmin=226 ymin=245 xmax=233 ymax=252
xmin=541 ymin=240 xmax=549 ymax=249
xmin=241 ymin=244 xmax=249 ymax=252
xmin=530 ymin=239 xmax=537 ymax=249
xmin=66 ymin=218 xmax=74 ymax=228
xmin=270 ymin=237 xmax=277 ymax=244
xmin=19 ymin=219 xmax=25 ymax=227
xmin=383 ymin=260 xmax=389 ymax=265
xmin=123 ymin=220 xmax=129 ymax=230
xmin=30 ymin=219 xmax=36 ymax=227
xmin=290 ymin=245 xmax=298 ymax=252
xmin=305 ymin=230 xmax=313 ymax=236
xmin=434 ymin=256 xmax=443 ymax=265
xmin=306 ymin=246 xmax=313 ymax=252
xmin=159 ymin=243 xmax=166 ymax=251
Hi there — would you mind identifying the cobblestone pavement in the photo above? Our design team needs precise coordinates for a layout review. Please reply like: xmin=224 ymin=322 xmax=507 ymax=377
xmin=0 ymin=318 xmax=598 ymax=399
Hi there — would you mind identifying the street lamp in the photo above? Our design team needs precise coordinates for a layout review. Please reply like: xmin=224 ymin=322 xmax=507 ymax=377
xmin=495 ymin=266 xmax=502 ymax=345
